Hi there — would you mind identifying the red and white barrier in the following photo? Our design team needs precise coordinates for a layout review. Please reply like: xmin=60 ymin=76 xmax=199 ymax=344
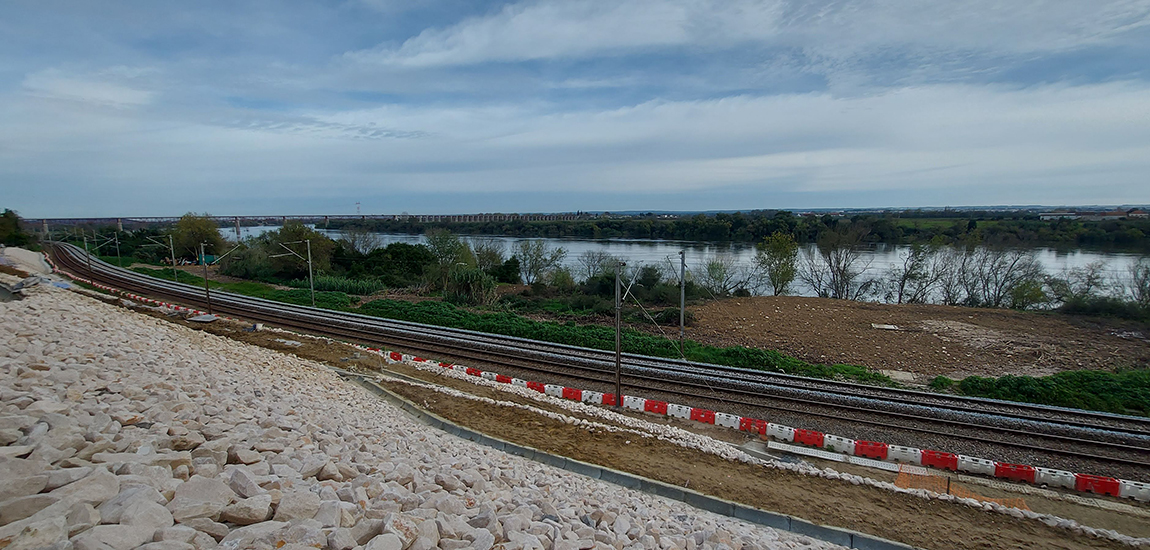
xmin=887 ymin=445 xmax=922 ymax=465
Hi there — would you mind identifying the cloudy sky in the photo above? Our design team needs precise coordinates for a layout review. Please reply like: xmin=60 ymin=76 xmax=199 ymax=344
xmin=3 ymin=1 xmax=1149 ymax=217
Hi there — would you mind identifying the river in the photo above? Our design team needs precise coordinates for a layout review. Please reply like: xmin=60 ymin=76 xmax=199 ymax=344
xmin=227 ymin=226 xmax=1145 ymax=297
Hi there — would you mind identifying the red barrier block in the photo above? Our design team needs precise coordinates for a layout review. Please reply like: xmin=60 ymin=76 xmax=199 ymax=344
xmin=643 ymin=400 xmax=668 ymax=415
xmin=994 ymin=463 xmax=1037 ymax=483
xmin=413 ymin=357 xmax=426 ymax=362
xmin=602 ymin=393 xmax=617 ymax=407
xmin=854 ymin=441 xmax=889 ymax=460
xmin=921 ymin=450 xmax=958 ymax=471
xmin=562 ymin=387 xmax=582 ymax=401
xmin=526 ymin=381 xmax=546 ymax=393
xmin=465 ymin=367 xmax=481 ymax=377
xmin=495 ymin=375 xmax=512 ymax=384
xmin=739 ymin=418 xmax=767 ymax=435
xmin=794 ymin=429 xmax=825 ymax=448
xmin=1075 ymin=474 xmax=1121 ymax=497
xmin=690 ymin=409 xmax=716 ymax=424
xmin=389 ymin=352 xmax=403 ymax=361
xmin=439 ymin=362 xmax=453 ymax=368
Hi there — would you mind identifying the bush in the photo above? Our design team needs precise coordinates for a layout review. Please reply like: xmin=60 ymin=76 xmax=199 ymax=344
xmin=445 ymin=268 xmax=497 ymax=306
xmin=1059 ymin=296 xmax=1150 ymax=322
xmin=956 ymin=369 xmax=1150 ymax=416
xmin=928 ymin=376 xmax=955 ymax=391
xmin=288 ymin=275 xmax=385 ymax=295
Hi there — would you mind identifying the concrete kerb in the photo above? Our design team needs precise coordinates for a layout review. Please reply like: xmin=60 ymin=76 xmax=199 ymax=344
xmin=332 ymin=367 xmax=920 ymax=550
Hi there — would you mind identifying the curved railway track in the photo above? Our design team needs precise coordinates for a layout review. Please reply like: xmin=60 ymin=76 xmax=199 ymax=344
xmin=49 ymin=243 xmax=1150 ymax=480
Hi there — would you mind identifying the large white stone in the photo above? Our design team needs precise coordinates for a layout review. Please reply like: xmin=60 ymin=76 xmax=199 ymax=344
xmin=120 ymin=499 xmax=175 ymax=531
xmin=364 ymin=533 xmax=403 ymax=550
xmin=1 ymin=516 xmax=67 ymax=550
xmin=166 ymin=476 xmax=234 ymax=522
xmin=272 ymin=491 xmax=321 ymax=521
xmin=48 ymin=468 xmax=119 ymax=504
xmin=0 ymin=494 xmax=59 ymax=525
xmin=216 ymin=521 xmax=286 ymax=550
xmin=218 ymin=494 xmax=272 ymax=525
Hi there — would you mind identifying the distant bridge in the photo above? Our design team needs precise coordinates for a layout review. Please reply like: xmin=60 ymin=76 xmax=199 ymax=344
xmin=25 ymin=212 xmax=586 ymax=232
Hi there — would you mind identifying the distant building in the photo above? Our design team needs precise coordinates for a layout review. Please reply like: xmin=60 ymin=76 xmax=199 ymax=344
xmin=1127 ymin=209 xmax=1148 ymax=219
xmin=1038 ymin=211 xmax=1077 ymax=220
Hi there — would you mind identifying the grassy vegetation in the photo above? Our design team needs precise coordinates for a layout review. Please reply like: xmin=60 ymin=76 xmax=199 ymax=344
xmin=130 ymin=267 xmax=354 ymax=309
xmin=97 ymin=255 xmax=157 ymax=268
xmin=287 ymin=275 xmax=386 ymax=295
xmin=357 ymin=299 xmax=894 ymax=385
xmin=955 ymin=369 xmax=1150 ymax=416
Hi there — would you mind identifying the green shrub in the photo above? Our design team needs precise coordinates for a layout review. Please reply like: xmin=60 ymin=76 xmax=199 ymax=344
xmin=288 ymin=275 xmax=386 ymax=295
xmin=928 ymin=376 xmax=955 ymax=391
xmin=956 ymin=369 xmax=1150 ymax=416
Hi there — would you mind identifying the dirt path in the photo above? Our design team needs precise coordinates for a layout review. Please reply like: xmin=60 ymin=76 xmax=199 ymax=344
xmin=685 ymin=296 xmax=1150 ymax=383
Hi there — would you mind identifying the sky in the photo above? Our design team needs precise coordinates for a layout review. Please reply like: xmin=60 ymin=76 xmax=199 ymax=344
xmin=3 ymin=1 xmax=1150 ymax=217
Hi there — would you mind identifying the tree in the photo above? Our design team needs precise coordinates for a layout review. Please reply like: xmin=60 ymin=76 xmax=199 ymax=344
xmin=259 ymin=222 xmax=336 ymax=279
xmin=1047 ymin=260 xmax=1108 ymax=303
xmin=0 ymin=210 xmax=30 ymax=246
xmin=883 ymin=244 xmax=947 ymax=304
xmin=1127 ymin=257 xmax=1150 ymax=307
xmin=798 ymin=225 xmax=875 ymax=300
xmin=698 ymin=255 xmax=747 ymax=297
xmin=576 ymin=250 xmax=618 ymax=282
xmin=513 ymin=240 xmax=567 ymax=285
xmin=338 ymin=224 xmax=382 ymax=255
xmin=172 ymin=213 xmax=224 ymax=260
xmin=424 ymin=229 xmax=475 ymax=290
xmin=754 ymin=231 xmax=798 ymax=296
xmin=471 ymin=237 xmax=506 ymax=273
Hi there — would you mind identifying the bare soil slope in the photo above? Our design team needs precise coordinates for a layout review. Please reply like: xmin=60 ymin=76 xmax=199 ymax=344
xmin=686 ymin=296 xmax=1149 ymax=382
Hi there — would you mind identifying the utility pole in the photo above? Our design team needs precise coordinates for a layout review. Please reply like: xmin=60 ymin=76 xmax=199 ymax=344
xmin=200 ymin=242 xmax=212 ymax=314
xmin=679 ymin=250 xmax=686 ymax=357
xmin=614 ymin=261 xmax=626 ymax=409
xmin=83 ymin=235 xmax=93 ymax=277
xmin=168 ymin=235 xmax=177 ymax=282
xmin=113 ymin=232 xmax=122 ymax=268
xmin=305 ymin=239 xmax=315 ymax=308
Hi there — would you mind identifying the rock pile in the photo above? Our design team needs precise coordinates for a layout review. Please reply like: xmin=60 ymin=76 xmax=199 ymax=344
xmin=0 ymin=285 xmax=842 ymax=550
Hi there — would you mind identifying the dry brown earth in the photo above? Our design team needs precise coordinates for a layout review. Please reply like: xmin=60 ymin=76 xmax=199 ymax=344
xmin=686 ymin=296 xmax=1150 ymax=383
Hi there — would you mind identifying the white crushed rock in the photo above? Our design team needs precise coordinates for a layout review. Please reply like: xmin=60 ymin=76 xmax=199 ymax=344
xmin=0 ymin=283 xmax=848 ymax=550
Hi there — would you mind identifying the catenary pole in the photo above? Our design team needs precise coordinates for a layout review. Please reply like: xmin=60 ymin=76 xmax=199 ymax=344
xmin=168 ymin=235 xmax=177 ymax=282
xmin=614 ymin=261 xmax=626 ymax=409
xmin=200 ymin=242 xmax=213 ymax=314
xmin=305 ymin=239 xmax=315 ymax=308
xmin=83 ymin=235 xmax=93 ymax=277
xmin=679 ymin=250 xmax=685 ymax=357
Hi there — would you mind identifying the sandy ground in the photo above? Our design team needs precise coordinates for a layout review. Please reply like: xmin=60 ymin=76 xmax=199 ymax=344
xmin=685 ymin=296 xmax=1150 ymax=383
xmin=114 ymin=302 xmax=1148 ymax=550
xmin=0 ymin=247 xmax=50 ymax=275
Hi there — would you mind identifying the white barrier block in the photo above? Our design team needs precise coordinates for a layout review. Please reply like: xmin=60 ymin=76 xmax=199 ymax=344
xmin=715 ymin=413 xmax=740 ymax=429
xmin=511 ymin=379 xmax=528 ymax=388
xmin=822 ymin=434 xmax=854 ymax=454
xmin=623 ymin=395 xmax=646 ymax=411
xmin=544 ymin=384 xmax=564 ymax=398
xmin=768 ymin=441 xmax=845 ymax=462
xmin=667 ymin=404 xmax=691 ymax=420
xmin=581 ymin=391 xmax=604 ymax=405
xmin=1119 ymin=480 xmax=1150 ymax=502
xmin=888 ymin=445 xmax=923 ymax=465
xmin=1035 ymin=467 xmax=1076 ymax=490
xmin=480 ymin=372 xmax=499 ymax=381
xmin=767 ymin=423 xmax=794 ymax=442
xmin=958 ymin=455 xmax=996 ymax=476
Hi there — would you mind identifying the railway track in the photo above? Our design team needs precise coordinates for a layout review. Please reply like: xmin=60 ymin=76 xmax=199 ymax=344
xmin=50 ymin=242 xmax=1150 ymax=481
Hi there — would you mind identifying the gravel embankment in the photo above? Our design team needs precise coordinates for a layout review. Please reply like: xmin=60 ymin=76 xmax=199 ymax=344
xmin=0 ymin=283 xmax=843 ymax=550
